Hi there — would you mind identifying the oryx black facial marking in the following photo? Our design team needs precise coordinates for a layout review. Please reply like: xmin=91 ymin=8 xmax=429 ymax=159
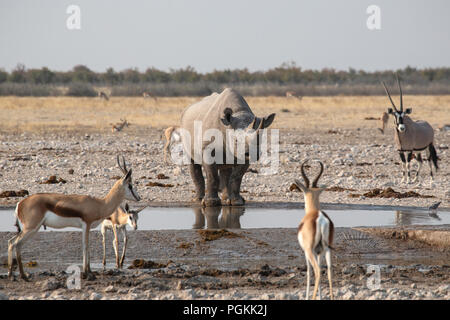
xmin=381 ymin=75 xmax=438 ymax=184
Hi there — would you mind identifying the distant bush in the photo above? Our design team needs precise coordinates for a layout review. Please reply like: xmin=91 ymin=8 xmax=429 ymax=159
xmin=0 ymin=83 xmax=60 ymax=96
xmin=65 ymin=82 xmax=97 ymax=97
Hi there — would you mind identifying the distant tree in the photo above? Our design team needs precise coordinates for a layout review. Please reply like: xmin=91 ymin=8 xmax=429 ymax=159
xmin=102 ymin=67 xmax=120 ymax=85
xmin=142 ymin=67 xmax=171 ymax=83
xmin=71 ymin=65 xmax=98 ymax=83
xmin=9 ymin=63 xmax=27 ymax=83
xmin=171 ymin=66 xmax=200 ymax=83
xmin=0 ymin=69 xmax=8 ymax=83
xmin=28 ymin=67 xmax=55 ymax=84
xmin=121 ymin=68 xmax=141 ymax=83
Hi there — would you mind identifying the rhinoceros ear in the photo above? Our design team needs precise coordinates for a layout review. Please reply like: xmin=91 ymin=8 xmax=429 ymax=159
xmin=262 ymin=113 xmax=276 ymax=128
xmin=220 ymin=108 xmax=233 ymax=126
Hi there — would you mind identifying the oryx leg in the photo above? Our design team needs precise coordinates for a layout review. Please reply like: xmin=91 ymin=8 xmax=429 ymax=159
xmin=411 ymin=153 xmax=423 ymax=183
xmin=119 ymin=227 xmax=127 ymax=268
xmin=406 ymin=152 xmax=413 ymax=183
xmin=399 ymin=152 xmax=407 ymax=183
xmin=425 ymin=148 xmax=434 ymax=182
xmin=111 ymin=224 xmax=120 ymax=269
xmin=202 ymin=164 xmax=221 ymax=207
xmin=189 ymin=161 xmax=205 ymax=202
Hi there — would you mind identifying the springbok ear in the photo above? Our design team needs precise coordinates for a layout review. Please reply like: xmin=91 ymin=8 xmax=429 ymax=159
xmin=387 ymin=108 xmax=394 ymax=115
xmin=294 ymin=179 xmax=308 ymax=193
xmin=405 ymin=108 xmax=412 ymax=114
xmin=220 ymin=108 xmax=233 ymax=126
xmin=124 ymin=203 xmax=129 ymax=212
xmin=124 ymin=169 xmax=132 ymax=181
xmin=263 ymin=113 xmax=276 ymax=128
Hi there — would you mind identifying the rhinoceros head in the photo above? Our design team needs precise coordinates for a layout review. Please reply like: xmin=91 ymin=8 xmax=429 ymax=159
xmin=221 ymin=107 xmax=276 ymax=163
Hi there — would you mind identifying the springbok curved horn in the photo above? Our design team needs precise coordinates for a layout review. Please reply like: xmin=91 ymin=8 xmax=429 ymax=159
xmin=381 ymin=81 xmax=399 ymax=113
xmin=117 ymin=155 xmax=128 ymax=174
xmin=396 ymin=74 xmax=403 ymax=112
xmin=312 ymin=161 xmax=324 ymax=188
xmin=300 ymin=160 xmax=310 ymax=188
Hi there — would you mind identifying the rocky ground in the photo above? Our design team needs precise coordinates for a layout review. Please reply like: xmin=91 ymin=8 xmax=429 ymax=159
xmin=0 ymin=127 xmax=448 ymax=208
xmin=0 ymin=126 xmax=449 ymax=300
xmin=0 ymin=227 xmax=449 ymax=300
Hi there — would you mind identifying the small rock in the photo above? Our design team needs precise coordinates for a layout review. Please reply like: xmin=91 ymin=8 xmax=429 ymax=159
xmin=0 ymin=292 xmax=9 ymax=300
xmin=342 ymin=291 xmax=355 ymax=300
xmin=104 ymin=285 xmax=115 ymax=293
xmin=90 ymin=292 xmax=102 ymax=300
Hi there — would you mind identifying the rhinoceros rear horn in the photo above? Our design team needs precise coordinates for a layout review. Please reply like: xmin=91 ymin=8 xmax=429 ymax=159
xmin=262 ymin=113 xmax=276 ymax=129
xmin=221 ymin=108 xmax=233 ymax=126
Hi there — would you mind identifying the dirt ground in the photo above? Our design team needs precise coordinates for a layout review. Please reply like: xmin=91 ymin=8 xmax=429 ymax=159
xmin=0 ymin=96 xmax=449 ymax=300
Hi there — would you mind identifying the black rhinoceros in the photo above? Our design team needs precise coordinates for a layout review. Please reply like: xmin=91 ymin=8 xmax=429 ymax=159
xmin=180 ymin=88 xmax=275 ymax=207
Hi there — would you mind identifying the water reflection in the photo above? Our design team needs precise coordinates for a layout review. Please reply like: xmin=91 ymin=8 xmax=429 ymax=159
xmin=192 ymin=207 xmax=245 ymax=230
xmin=395 ymin=210 xmax=441 ymax=226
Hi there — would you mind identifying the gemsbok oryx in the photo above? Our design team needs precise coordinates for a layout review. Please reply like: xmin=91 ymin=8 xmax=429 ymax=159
xmin=381 ymin=76 xmax=438 ymax=183
xmin=8 ymin=156 xmax=140 ymax=280
xmin=98 ymin=91 xmax=109 ymax=101
xmin=163 ymin=126 xmax=180 ymax=164
xmin=101 ymin=203 xmax=145 ymax=269
xmin=293 ymin=160 xmax=334 ymax=300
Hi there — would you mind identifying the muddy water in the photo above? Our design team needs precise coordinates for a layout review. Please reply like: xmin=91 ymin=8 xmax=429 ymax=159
xmin=0 ymin=207 xmax=448 ymax=232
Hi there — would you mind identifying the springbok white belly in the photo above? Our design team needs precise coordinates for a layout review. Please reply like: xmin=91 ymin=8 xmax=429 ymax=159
xmin=43 ymin=212 xmax=84 ymax=229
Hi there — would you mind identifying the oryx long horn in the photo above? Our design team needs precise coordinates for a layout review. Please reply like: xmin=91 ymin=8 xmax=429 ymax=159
xmin=312 ymin=161 xmax=324 ymax=188
xmin=381 ymin=81 xmax=399 ymax=112
xmin=257 ymin=117 xmax=264 ymax=130
xmin=396 ymin=74 xmax=403 ymax=111
xmin=300 ymin=161 xmax=310 ymax=188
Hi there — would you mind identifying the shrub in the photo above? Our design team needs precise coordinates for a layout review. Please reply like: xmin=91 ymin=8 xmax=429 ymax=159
xmin=65 ymin=82 xmax=97 ymax=97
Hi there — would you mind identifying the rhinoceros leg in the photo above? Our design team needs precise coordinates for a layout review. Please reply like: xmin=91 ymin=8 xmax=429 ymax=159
xmin=189 ymin=161 xmax=205 ymax=202
xmin=219 ymin=168 xmax=232 ymax=205
xmin=202 ymin=164 xmax=222 ymax=207
xmin=229 ymin=164 xmax=249 ymax=206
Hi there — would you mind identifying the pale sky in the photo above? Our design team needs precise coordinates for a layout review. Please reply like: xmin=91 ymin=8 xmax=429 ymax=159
xmin=0 ymin=0 xmax=449 ymax=72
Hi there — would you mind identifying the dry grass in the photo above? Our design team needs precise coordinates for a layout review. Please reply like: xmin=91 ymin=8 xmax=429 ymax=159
xmin=0 ymin=95 xmax=449 ymax=134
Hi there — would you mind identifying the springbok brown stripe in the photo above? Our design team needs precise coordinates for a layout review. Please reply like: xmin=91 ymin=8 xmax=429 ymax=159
xmin=47 ymin=203 xmax=85 ymax=221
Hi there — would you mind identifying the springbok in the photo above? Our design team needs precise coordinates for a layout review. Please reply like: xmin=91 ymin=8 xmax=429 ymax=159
xmin=8 ymin=156 xmax=140 ymax=280
xmin=101 ymin=203 xmax=145 ymax=269
xmin=98 ymin=91 xmax=109 ymax=101
xmin=381 ymin=76 xmax=438 ymax=183
xmin=163 ymin=126 xmax=180 ymax=164
xmin=293 ymin=160 xmax=334 ymax=300
xmin=111 ymin=118 xmax=130 ymax=133
xmin=143 ymin=92 xmax=157 ymax=100
xmin=378 ymin=112 xmax=389 ymax=134
xmin=286 ymin=91 xmax=302 ymax=101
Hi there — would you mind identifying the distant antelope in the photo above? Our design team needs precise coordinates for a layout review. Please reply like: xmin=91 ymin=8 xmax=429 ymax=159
xmin=143 ymin=92 xmax=157 ymax=100
xmin=111 ymin=118 xmax=129 ymax=133
xmin=286 ymin=91 xmax=302 ymax=101
xmin=101 ymin=203 xmax=146 ymax=269
xmin=8 ymin=156 xmax=140 ymax=280
xmin=163 ymin=126 xmax=180 ymax=163
xmin=378 ymin=111 xmax=389 ymax=134
xmin=98 ymin=91 xmax=109 ymax=101
xmin=293 ymin=160 xmax=334 ymax=300
xmin=381 ymin=76 xmax=438 ymax=183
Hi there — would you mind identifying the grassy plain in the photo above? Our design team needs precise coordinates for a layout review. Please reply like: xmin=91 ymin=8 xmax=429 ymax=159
xmin=0 ymin=95 xmax=448 ymax=134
